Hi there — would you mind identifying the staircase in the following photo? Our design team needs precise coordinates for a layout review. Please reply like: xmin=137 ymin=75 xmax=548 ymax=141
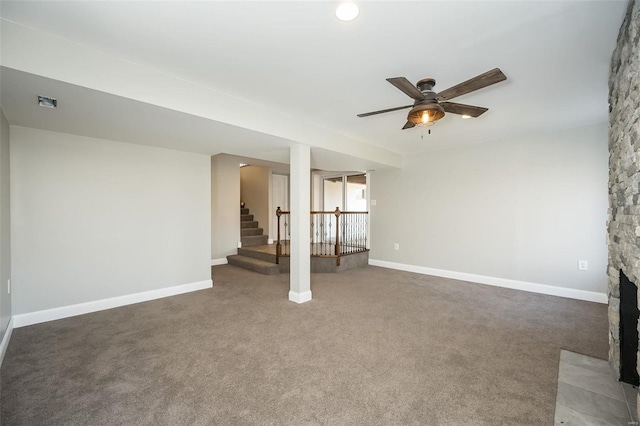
xmin=226 ymin=207 xmax=279 ymax=275
xmin=225 ymin=207 xmax=369 ymax=275
xmin=239 ymin=207 xmax=268 ymax=247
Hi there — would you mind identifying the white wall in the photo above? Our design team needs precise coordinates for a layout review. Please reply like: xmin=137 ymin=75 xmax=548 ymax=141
xmin=11 ymin=127 xmax=211 ymax=315
xmin=0 ymin=109 xmax=11 ymax=338
xmin=312 ymin=172 xmax=322 ymax=211
xmin=211 ymin=154 xmax=240 ymax=260
xmin=240 ymin=165 xmax=270 ymax=237
xmin=371 ymin=122 xmax=608 ymax=294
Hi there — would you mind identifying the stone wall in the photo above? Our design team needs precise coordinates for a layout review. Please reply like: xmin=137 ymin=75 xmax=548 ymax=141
xmin=608 ymin=0 xmax=640 ymax=380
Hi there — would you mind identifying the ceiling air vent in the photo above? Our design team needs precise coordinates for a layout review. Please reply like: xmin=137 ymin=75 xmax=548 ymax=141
xmin=37 ymin=96 xmax=57 ymax=109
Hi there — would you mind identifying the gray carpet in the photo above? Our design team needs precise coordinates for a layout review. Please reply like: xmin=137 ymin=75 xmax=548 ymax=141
xmin=1 ymin=265 xmax=608 ymax=425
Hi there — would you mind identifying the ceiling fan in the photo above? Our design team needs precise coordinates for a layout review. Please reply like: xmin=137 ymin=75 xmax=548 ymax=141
xmin=357 ymin=68 xmax=507 ymax=130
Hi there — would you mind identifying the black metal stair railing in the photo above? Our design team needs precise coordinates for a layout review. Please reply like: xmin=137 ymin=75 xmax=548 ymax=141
xmin=276 ymin=207 xmax=368 ymax=266
xmin=275 ymin=207 xmax=290 ymax=264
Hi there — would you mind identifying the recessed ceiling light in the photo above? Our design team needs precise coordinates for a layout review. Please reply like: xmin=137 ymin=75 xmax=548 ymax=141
xmin=336 ymin=2 xmax=359 ymax=21
xmin=38 ymin=96 xmax=57 ymax=109
xmin=461 ymin=115 xmax=472 ymax=119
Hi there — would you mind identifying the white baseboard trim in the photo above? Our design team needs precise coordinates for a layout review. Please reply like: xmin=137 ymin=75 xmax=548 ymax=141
xmin=369 ymin=259 xmax=607 ymax=304
xmin=289 ymin=290 xmax=312 ymax=304
xmin=0 ymin=317 xmax=14 ymax=368
xmin=211 ymin=258 xmax=228 ymax=266
xmin=12 ymin=279 xmax=213 ymax=328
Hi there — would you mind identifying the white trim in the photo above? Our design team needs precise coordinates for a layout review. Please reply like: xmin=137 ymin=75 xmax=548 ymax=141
xmin=288 ymin=290 xmax=312 ymax=304
xmin=12 ymin=279 xmax=213 ymax=328
xmin=369 ymin=259 xmax=607 ymax=304
xmin=267 ymin=238 xmax=274 ymax=245
xmin=0 ymin=317 xmax=14 ymax=367
xmin=211 ymin=258 xmax=228 ymax=266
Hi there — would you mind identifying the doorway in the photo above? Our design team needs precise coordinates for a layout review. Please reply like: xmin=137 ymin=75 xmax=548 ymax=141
xmin=322 ymin=173 xmax=367 ymax=212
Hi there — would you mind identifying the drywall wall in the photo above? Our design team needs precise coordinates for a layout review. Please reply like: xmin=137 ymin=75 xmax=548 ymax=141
xmin=211 ymin=154 xmax=240 ymax=260
xmin=312 ymin=172 xmax=322 ymax=211
xmin=370 ymin=122 xmax=608 ymax=294
xmin=240 ymin=165 xmax=270 ymax=238
xmin=0 ymin=109 xmax=11 ymax=339
xmin=11 ymin=127 xmax=211 ymax=315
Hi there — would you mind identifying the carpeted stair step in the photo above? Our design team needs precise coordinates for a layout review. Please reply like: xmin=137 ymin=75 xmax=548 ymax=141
xmin=241 ymin=235 xmax=269 ymax=247
xmin=241 ymin=221 xmax=259 ymax=229
xmin=241 ymin=227 xmax=264 ymax=236
xmin=241 ymin=214 xmax=254 ymax=221
xmin=238 ymin=247 xmax=277 ymax=263
xmin=240 ymin=208 xmax=249 ymax=215
xmin=226 ymin=255 xmax=279 ymax=275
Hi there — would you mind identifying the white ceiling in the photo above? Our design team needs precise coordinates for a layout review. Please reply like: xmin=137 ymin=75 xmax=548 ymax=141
xmin=0 ymin=1 xmax=628 ymax=168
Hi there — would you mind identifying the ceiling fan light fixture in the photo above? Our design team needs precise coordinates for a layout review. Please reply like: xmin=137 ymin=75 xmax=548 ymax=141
xmin=336 ymin=2 xmax=359 ymax=21
xmin=407 ymin=103 xmax=445 ymax=126
xmin=461 ymin=114 xmax=472 ymax=119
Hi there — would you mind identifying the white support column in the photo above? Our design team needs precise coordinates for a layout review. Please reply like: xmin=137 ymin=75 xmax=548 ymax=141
xmin=289 ymin=144 xmax=312 ymax=303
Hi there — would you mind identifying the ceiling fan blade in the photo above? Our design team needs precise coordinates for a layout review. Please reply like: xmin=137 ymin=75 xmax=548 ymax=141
xmin=386 ymin=77 xmax=426 ymax=101
xmin=436 ymin=68 xmax=507 ymax=101
xmin=357 ymin=104 xmax=413 ymax=118
xmin=441 ymin=102 xmax=488 ymax=117
xmin=402 ymin=121 xmax=416 ymax=130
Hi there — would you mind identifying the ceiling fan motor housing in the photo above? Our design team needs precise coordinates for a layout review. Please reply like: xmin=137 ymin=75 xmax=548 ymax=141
xmin=417 ymin=78 xmax=436 ymax=92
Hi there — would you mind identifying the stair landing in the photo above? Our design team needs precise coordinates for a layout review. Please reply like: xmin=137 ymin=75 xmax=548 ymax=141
xmin=226 ymin=244 xmax=369 ymax=275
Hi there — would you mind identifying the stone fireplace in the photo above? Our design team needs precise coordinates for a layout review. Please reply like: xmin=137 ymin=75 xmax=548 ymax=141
xmin=608 ymin=0 xmax=640 ymax=408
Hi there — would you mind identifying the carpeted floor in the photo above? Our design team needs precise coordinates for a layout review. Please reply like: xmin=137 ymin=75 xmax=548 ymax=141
xmin=1 ymin=265 xmax=608 ymax=425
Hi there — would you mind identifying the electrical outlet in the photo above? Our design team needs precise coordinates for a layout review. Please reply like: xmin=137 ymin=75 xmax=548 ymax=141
xmin=578 ymin=260 xmax=588 ymax=271
xmin=7 ymin=279 xmax=10 ymax=294
xmin=394 ymin=243 xmax=400 ymax=250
